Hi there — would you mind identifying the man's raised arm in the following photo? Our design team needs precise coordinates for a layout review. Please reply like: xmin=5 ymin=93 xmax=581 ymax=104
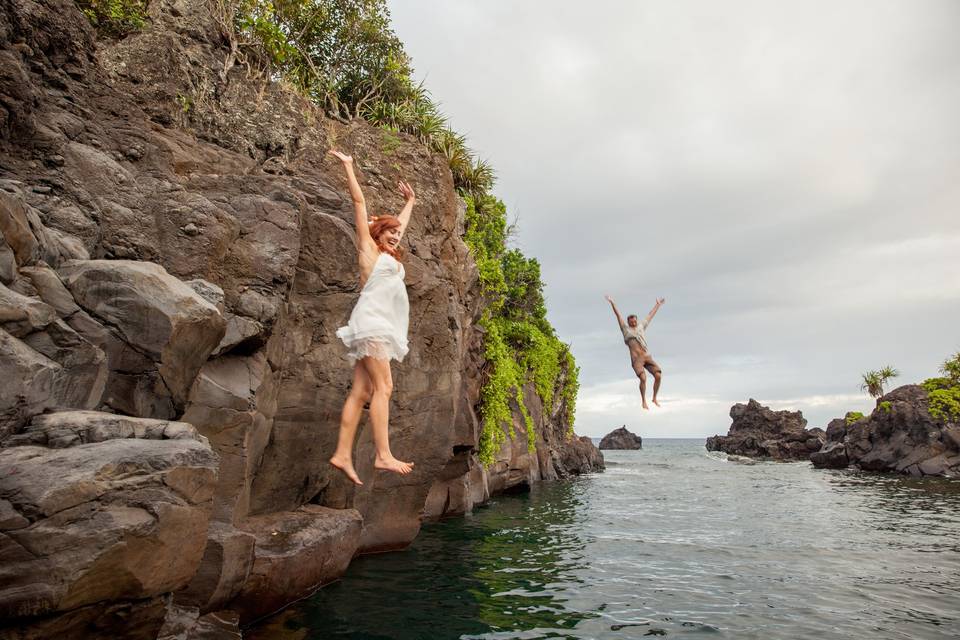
xmin=644 ymin=297 xmax=666 ymax=327
xmin=605 ymin=295 xmax=625 ymax=329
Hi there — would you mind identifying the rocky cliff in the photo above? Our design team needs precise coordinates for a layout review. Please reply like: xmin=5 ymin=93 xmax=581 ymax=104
xmin=0 ymin=1 xmax=602 ymax=637
xmin=811 ymin=385 xmax=960 ymax=476
xmin=705 ymin=399 xmax=825 ymax=461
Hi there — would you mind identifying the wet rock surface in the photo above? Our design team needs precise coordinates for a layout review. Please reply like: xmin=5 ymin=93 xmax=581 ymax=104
xmin=706 ymin=399 xmax=825 ymax=461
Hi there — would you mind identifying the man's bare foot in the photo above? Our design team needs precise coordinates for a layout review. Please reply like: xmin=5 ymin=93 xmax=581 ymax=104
xmin=374 ymin=455 xmax=415 ymax=475
xmin=329 ymin=455 xmax=363 ymax=485
xmin=653 ymin=398 xmax=661 ymax=407
xmin=642 ymin=401 xmax=650 ymax=410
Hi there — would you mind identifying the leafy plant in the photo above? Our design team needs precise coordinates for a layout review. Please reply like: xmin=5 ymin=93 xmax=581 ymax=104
xmin=923 ymin=354 xmax=960 ymax=423
xmin=877 ymin=401 xmax=892 ymax=414
xmin=921 ymin=377 xmax=951 ymax=393
xmin=845 ymin=411 xmax=865 ymax=425
xmin=75 ymin=0 xmax=148 ymax=37
xmin=928 ymin=387 xmax=960 ymax=423
xmin=860 ymin=366 xmax=899 ymax=399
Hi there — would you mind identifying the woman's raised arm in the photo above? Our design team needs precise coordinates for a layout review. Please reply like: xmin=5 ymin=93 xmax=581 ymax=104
xmin=329 ymin=150 xmax=374 ymax=248
xmin=395 ymin=180 xmax=416 ymax=239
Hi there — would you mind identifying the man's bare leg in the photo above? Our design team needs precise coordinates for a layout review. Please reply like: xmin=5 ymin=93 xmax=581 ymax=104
xmin=632 ymin=356 xmax=650 ymax=410
xmin=645 ymin=357 xmax=663 ymax=407
xmin=329 ymin=364 xmax=372 ymax=485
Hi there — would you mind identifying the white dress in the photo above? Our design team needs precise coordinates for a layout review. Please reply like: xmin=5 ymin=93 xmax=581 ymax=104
xmin=336 ymin=252 xmax=409 ymax=365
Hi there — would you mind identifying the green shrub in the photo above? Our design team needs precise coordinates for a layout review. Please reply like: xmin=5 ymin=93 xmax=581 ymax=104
xmin=922 ymin=377 xmax=952 ymax=392
xmin=845 ymin=411 xmax=865 ymax=425
xmin=922 ymin=364 xmax=960 ymax=423
xmin=75 ymin=0 xmax=148 ymax=37
xmin=878 ymin=401 xmax=892 ymax=414
xmin=928 ymin=386 xmax=960 ymax=423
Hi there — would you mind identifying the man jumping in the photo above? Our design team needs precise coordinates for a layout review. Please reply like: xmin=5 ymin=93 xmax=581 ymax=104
xmin=605 ymin=295 xmax=665 ymax=409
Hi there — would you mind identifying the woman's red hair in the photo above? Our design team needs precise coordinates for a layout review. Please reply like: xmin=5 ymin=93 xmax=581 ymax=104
xmin=369 ymin=215 xmax=404 ymax=260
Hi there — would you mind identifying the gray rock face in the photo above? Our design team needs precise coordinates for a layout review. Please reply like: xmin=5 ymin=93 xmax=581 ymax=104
xmin=599 ymin=426 xmax=643 ymax=450
xmin=59 ymin=259 xmax=226 ymax=414
xmin=230 ymin=506 xmax=363 ymax=624
xmin=706 ymin=399 xmax=825 ymax=461
xmin=811 ymin=385 xmax=960 ymax=477
xmin=0 ymin=414 xmax=218 ymax=631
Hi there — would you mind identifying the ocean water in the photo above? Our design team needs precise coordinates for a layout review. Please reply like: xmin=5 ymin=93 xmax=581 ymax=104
xmin=248 ymin=439 xmax=960 ymax=640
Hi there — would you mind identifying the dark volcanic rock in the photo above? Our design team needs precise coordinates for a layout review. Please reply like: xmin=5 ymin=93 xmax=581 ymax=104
xmin=705 ymin=399 xmax=825 ymax=461
xmin=599 ymin=426 xmax=643 ymax=450
xmin=811 ymin=385 xmax=960 ymax=477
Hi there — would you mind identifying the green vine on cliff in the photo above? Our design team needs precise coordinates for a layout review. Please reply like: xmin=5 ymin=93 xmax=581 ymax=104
xmin=75 ymin=0 xmax=148 ymax=36
xmin=466 ymin=195 xmax=580 ymax=465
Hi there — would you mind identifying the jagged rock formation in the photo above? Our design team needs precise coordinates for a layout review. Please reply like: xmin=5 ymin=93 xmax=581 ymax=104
xmin=0 ymin=1 xmax=602 ymax=637
xmin=811 ymin=385 xmax=960 ymax=476
xmin=599 ymin=426 xmax=642 ymax=450
xmin=705 ymin=399 xmax=825 ymax=461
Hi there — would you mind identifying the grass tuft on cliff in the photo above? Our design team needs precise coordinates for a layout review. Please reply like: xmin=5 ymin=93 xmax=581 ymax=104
xmin=219 ymin=0 xmax=579 ymax=464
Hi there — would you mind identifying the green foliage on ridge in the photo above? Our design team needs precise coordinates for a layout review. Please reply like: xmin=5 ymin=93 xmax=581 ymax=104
xmin=465 ymin=195 xmax=580 ymax=465
xmin=225 ymin=1 xmax=578 ymax=464
xmin=924 ymin=353 xmax=960 ymax=423
xmin=75 ymin=0 xmax=148 ymax=36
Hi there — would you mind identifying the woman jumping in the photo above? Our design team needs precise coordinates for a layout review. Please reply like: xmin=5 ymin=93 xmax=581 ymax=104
xmin=328 ymin=149 xmax=415 ymax=485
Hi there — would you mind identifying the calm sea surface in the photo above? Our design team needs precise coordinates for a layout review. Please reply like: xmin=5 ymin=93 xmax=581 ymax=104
xmin=248 ymin=439 xmax=960 ymax=640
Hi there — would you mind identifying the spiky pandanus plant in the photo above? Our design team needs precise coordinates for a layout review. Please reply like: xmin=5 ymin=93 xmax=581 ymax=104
xmin=860 ymin=366 xmax=900 ymax=401
xmin=940 ymin=351 xmax=960 ymax=385
xmin=457 ymin=158 xmax=496 ymax=199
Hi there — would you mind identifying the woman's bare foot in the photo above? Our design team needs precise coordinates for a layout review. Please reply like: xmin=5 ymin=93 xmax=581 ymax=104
xmin=653 ymin=398 xmax=661 ymax=407
xmin=642 ymin=401 xmax=650 ymax=410
xmin=329 ymin=455 xmax=363 ymax=485
xmin=374 ymin=455 xmax=415 ymax=475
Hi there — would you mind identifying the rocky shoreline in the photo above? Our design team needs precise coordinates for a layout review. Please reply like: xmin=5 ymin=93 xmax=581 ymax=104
xmin=708 ymin=385 xmax=960 ymax=477
xmin=0 ymin=2 xmax=603 ymax=638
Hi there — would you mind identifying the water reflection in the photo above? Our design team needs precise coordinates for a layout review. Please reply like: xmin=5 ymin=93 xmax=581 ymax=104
xmin=249 ymin=481 xmax=597 ymax=640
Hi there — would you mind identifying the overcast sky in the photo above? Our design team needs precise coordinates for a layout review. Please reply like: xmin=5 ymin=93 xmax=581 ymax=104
xmin=388 ymin=0 xmax=960 ymax=438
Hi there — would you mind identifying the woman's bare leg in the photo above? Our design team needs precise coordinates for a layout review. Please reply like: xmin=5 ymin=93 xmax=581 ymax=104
xmin=329 ymin=363 xmax=373 ymax=485
xmin=361 ymin=355 xmax=414 ymax=474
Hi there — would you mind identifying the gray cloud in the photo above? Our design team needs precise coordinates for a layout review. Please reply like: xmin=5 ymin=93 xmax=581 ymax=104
xmin=389 ymin=0 xmax=960 ymax=437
